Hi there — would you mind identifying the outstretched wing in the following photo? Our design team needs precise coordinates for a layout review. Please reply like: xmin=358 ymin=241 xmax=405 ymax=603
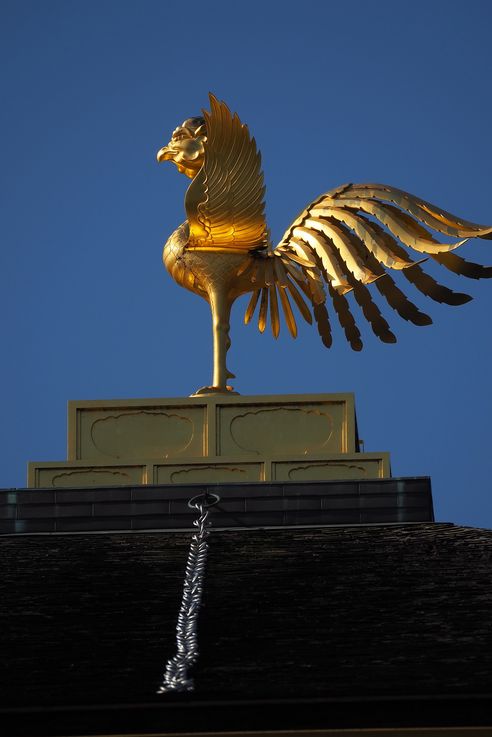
xmin=244 ymin=182 xmax=492 ymax=349
xmin=185 ymin=94 xmax=268 ymax=251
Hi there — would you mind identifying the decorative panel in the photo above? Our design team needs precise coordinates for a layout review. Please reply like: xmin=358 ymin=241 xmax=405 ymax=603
xmin=272 ymin=453 xmax=390 ymax=481
xmin=155 ymin=461 xmax=263 ymax=485
xmin=216 ymin=398 xmax=351 ymax=457
xmin=27 ymin=393 xmax=383 ymax=488
xmin=69 ymin=400 xmax=207 ymax=461
xmin=29 ymin=463 xmax=147 ymax=489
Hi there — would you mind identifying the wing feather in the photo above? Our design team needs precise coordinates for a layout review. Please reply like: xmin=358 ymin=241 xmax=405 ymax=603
xmin=271 ymin=180 xmax=490 ymax=349
xmin=185 ymin=94 xmax=268 ymax=250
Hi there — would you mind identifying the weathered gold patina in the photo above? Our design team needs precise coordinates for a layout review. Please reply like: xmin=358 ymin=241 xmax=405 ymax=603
xmin=158 ymin=94 xmax=492 ymax=396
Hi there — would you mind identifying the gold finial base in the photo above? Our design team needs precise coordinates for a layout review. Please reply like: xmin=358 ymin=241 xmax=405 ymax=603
xmin=28 ymin=392 xmax=391 ymax=488
xmin=190 ymin=385 xmax=239 ymax=397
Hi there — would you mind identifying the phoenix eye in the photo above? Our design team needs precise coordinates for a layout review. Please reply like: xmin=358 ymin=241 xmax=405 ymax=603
xmin=172 ymin=127 xmax=193 ymax=142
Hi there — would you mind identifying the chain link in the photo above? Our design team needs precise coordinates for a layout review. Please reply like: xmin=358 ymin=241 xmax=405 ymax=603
xmin=157 ymin=492 xmax=219 ymax=694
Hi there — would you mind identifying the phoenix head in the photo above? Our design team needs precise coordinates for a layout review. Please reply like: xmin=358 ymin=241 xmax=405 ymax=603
xmin=156 ymin=116 xmax=207 ymax=179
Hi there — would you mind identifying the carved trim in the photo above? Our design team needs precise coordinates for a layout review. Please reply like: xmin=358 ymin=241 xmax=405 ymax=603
xmin=228 ymin=407 xmax=333 ymax=455
xmin=51 ymin=468 xmax=133 ymax=487
xmin=287 ymin=462 xmax=370 ymax=480
xmin=169 ymin=465 xmax=249 ymax=483
xmin=90 ymin=410 xmax=194 ymax=458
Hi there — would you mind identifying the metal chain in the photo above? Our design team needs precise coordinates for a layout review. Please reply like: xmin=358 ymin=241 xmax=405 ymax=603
xmin=157 ymin=491 xmax=219 ymax=694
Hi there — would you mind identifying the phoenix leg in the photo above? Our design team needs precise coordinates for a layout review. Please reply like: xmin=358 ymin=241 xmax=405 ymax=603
xmin=211 ymin=290 xmax=234 ymax=391
xmin=192 ymin=289 xmax=237 ymax=395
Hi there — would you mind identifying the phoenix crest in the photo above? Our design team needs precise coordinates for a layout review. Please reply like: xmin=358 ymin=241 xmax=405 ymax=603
xmin=157 ymin=94 xmax=491 ymax=395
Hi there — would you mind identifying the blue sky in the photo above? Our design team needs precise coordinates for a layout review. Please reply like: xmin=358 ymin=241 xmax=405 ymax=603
xmin=2 ymin=0 xmax=491 ymax=527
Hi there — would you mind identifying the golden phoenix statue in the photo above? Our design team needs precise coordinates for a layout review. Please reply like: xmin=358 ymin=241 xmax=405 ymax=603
xmin=157 ymin=94 xmax=491 ymax=395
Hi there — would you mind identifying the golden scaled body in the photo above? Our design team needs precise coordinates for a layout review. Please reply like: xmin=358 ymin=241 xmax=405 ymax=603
xmin=157 ymin=94 xmax=492 ymax=395
xmin=163 ymin=221 xmax=254 ymax=391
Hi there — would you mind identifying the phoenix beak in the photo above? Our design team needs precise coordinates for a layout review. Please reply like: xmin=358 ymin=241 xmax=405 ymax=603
xmin=156 ymin=145 xmax=174 ymax=163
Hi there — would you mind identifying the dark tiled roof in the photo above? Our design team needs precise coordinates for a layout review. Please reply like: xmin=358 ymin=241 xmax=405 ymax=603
xmin=1 ymin=522 xmax=492 ymax=733
xmin=2 ymin=522 xmax=492 ymax=700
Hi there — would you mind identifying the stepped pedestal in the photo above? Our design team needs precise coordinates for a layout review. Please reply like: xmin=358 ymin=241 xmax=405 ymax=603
xmin=28 ymin=393 xmax=390 ymax=488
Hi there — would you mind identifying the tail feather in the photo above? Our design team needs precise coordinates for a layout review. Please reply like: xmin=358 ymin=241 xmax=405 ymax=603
xmin=313 ymin=302 xmax=332 ymax=348
xmin=278 ymin=287 xmax=298 ymax=338
xmin=327 ymin=282 xmax=363 ymax=351
xmin=349 ymin=279 xmax=396 ymax=343
xmin=327 ymin=220 xmax=396 ymax=343
xmin=285 ymin=276 xmax=313 ymax=324
xmin=258 ymin=287 xmax=269 ymax=333
xmin=403 ymin=263 xmax=472 ymax=305
xmin=269 ymin=284 xmax=280 ymax=338
xmin=336 ymin=219 xmax=433 ymax=326
xmin=431 ymin=252 xmax=492 ymax=279
xmin=375 ymin=274 xmax=433 ymax=326
xmin=244 ymin=288 xmax=261 ymax=324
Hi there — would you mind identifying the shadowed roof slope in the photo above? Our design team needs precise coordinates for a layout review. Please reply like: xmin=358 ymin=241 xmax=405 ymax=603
xmin=1 ymin=522 xmax=492 ymax=733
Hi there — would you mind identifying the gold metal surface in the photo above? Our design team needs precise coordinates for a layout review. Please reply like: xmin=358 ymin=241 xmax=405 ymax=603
xmin=29 ymin=452 xmax=389 ymax=488
xmin=158 ymin=94 xmax=492 ymax=394
xmin=66 ymin=393 xmax=358 ymax=460
xmin=29 ymin=393 xmax=390 ymax=488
